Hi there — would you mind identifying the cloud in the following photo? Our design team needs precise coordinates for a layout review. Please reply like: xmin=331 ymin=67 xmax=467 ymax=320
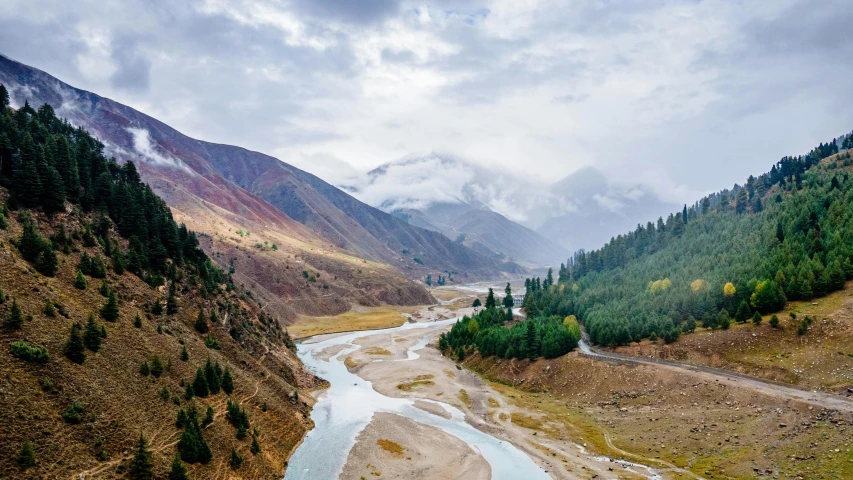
xmin=125 ymin=127 xmax=192 ymax=172
xmin=0 ymin=0 xmax=850 ymax=220
xmin=345 ymin=152 xmax=577 ymax=226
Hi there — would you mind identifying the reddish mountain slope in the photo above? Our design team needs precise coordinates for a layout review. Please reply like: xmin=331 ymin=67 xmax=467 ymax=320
xmin=0 ymin=54 xmax=437 ymax=321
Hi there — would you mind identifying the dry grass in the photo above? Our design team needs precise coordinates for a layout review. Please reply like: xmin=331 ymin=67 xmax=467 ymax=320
xmin=396 ymin=375 xmax=435 ymax=391
xmin=288 ymin=308 xmax=407 ymax=339
xmin=363 ymin=347 xmax=392 ymax=356
xmin=376 ymin=439 xmax=405 ymax=457
xmin=344 ymin=356 xmax=357 ymax=368
xmin=510 ymin=412 xmax=544 ymax=430
xmin=468 ymin=348 xmax=853 ymax=479
xmin=487 ymin=397 xmax=500 ymax=408
xmin=443 ymin=368 xmax=456 ymax=378
xmin=457 ymin=389 xmax=473 ymax=409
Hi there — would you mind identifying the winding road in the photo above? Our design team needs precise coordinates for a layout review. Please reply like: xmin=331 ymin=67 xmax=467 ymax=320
xmin=577 ymin=327 xmax=853 ymax=413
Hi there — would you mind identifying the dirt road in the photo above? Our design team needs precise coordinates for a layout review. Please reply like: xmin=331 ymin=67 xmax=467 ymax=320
xmin=578 ymin=328 xmax=853 ymax=413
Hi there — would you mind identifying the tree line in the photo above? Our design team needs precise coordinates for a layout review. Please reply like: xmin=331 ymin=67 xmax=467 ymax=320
xmin=523 ymin=132 xmax=853 ymax=346
xmin=0 ymin=86 xmax=223 ymax=292
xmin=439 ymin=284 xmax=580 ymax=361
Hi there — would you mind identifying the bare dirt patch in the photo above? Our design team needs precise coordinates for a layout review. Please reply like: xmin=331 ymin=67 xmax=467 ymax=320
xmin=339 ymin=413 xmax=490 ymax=480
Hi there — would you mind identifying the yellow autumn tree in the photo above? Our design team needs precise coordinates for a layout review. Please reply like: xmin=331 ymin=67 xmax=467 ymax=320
xmin=723 ymin=282 xmax=736 ymax=296
xmin=563 ymin=315 xmax=581 ymax=340
xmin=467 ymin=318 xmax=479 ymax=335
xmin=648 ymin=278 xmax=672 ymax=294
xmin=690 ymin=279 xmax=710 ymax=292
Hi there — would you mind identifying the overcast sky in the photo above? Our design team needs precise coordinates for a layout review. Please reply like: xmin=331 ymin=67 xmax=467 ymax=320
xmin=2 ymin=0 xmax=852 ymax=204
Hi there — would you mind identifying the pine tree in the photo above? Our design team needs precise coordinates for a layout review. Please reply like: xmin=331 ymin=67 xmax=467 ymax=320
xmin=134 ymin=313 xmax=143 ymax=328
xmin=734 ymin=300 xmax=752 ymax=322
xmin=168 ymin=451 xmax=189 ymax=480
xmin=472 ymin=298 xmax=481 ymax=309
xmin=42 ymin=166 xmax=66 ymax=214
xmin=195 ymin=309 xmax=208 ymax=333
xmin=65 ymin=323 xmax=86 ymax=364
xmin=176 ymin=408 xmax=188 ymax=429
xmin=250 ymin=434 xmax=261 ymax=455
xmin=84 ymin=314 xmax=101 ymax=352
xmin=485 ymin=288 xmax=496 ymax=309
xmin=204 ymin=359 xmax=221 ymax=394
xmin=36 ymin=244 xmax=59 ymax=277
xmin=230 ymin=448 xmax=243 ymax=469
xmin=193 ymin=368 xmax=209 ymax=398
xmin=178 ymin=411 xmax=212 ymax=463
xmin=100 ymin=289 xmax=119 ymax=322
xmin=15 ymin=140 xmax=43 ymax=206
xmin=99 ymin=280 xmax=110 ymax=297
xmin=769 ymin=314 xmax=780 ymax=329
xmin=221 ymin=366 xmax=234 ymax=394
xmin=127 ymin=433 xmax=154 ymax=480
xmin=140 ymin=361 xmax=150 ymax=376
xmin=18 ymin=440 xmax=36 ymax=468
xmin=167 ymin=282 xmax=179 ymax=315
xmin=525 ymin=320 xmax=539 ymax=359
xmin=752 ymin=311 xmax=763 ymax=326
xmin=150 ymin=356 xmax=164 ymax=378
xmin=735 ymin=188 xmax=748 ymax=214
xmin=74 ymin=270 xmax=88 ymax=289
xmin=181 ymin=345 xmax=189 ymax=361
xmin=0 ymin=84 xmax=8 ymax=109
xmin=5 ymin=298 xmax=24 ymax=329
xmin=199 ymin=405 xmax=213 ymax=427
xmin=502 ymin=282 xmax=514 ymax=310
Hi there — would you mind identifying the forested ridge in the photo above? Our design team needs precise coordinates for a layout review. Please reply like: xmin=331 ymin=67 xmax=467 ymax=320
xmin=520 ymin=132 xmax=853 ymax=346
xmin=0 ymin=86 xmax=311 ymax=478
xmin=0 ymin=85 xmax=222 ymax=291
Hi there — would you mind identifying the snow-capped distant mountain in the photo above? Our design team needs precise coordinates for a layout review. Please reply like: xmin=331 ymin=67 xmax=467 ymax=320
xmin=344 ymin=153 xmax=681 ymax=260
xmin=341 ymin=153 xmax=569 ymax=267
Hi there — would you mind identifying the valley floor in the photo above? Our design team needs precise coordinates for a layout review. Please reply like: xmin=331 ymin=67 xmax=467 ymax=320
xmin=292 ymin=284 xmax=853 ymax=479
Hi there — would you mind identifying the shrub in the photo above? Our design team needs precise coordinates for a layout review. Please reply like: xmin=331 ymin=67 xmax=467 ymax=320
xmin=10 ymin=341 xmax=49 ymax=363
xmin=204 ymin=336 xmax=220 ymax=350
xmin=44 ymin=300 xmax=57 ymax=317
xmin=769 ymin=314 xmax=780 ymax=329
xmin=62 ymin=401 xmax=85 ymax=424
xmin=74 ymin=270 xmax=87 ymax=289
xmin=18 ymin=440 xmax=36 ymax=468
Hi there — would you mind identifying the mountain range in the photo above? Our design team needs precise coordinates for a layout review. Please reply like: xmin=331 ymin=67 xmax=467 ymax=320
xmin=342 ymin=153 xmax=679 ymax=262
xmin=0 ymin=55 xmax=522 ymax=321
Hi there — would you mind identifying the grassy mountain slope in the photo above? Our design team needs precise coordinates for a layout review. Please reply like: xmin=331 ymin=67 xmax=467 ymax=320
xmin=0 ymin=99 xmax=318 ymax=478
xmin=199 ymin=142 xmax=521 ymax=279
